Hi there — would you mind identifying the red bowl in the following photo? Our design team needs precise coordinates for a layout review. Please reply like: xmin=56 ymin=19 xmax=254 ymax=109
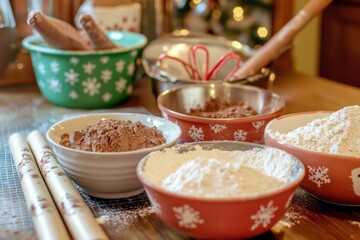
xmin=157 ymin=83 xmax=284 ymax=143
xmin=265 ymin=111 xmax=360 ymax=206
xmin=137 ymin=141 xmax=305 ymax=239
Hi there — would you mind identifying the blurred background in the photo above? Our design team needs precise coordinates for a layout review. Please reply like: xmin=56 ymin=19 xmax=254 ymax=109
xmin=0 ymin=0 xmax=359 ymax=88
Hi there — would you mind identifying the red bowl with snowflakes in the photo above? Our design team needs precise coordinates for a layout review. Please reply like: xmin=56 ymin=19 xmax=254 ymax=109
xmin=136 ymin=141 xmax=305 ymax=239
xmin=265 ymin=111 xmax=360 ymax=206
xmin=157 ymin=83 xmax=284 ymax=143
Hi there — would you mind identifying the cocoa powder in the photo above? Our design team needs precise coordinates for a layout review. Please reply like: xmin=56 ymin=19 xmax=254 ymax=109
xmin=189 ymin=97 xmax=258 ymax=118
xmin=59 ymin=119 xmax=166 ymax=152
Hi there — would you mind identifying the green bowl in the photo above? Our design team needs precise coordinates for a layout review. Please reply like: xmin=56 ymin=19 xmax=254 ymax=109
xmin=22 ymin=31 xmax=147 ymax=109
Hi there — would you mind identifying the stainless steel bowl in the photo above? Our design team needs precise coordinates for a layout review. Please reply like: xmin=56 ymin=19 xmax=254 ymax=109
xmin=157 ymin=83 xmax=284 ymax=143
xmin=142 ymin=30 xmax=274 ymax=96
xmin=158 ymin=83 xmax=284 ymax=117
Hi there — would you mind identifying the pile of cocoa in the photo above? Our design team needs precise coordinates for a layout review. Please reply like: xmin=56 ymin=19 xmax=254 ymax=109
xmin=189 ymin=97 xmax=258 ymax=118
xmin=59 ymin=119 xmax=166 ymax=152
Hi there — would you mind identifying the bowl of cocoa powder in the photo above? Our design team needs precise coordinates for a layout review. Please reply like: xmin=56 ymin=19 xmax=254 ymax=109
xmin=157 ymin=83 xmax=284 ymax=143
xmin=46 ymin=112 xmax=181 ymax=199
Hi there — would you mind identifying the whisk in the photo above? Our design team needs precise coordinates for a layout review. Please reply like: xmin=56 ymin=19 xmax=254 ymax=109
xmin=157 ymin=45 xmax=241 ymax=81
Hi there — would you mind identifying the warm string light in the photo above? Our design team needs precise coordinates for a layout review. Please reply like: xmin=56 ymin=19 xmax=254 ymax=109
xmin=233 ymin=6 xmax=244 ymax=21
xmin=172 ymin=1 xmax=272 ymax=46
xmin=257 ymin=27 xmax=269 ymax=38
xmin=231 ymin=40 xmax=243 ymax=50
xmin=190 ymin=0 xmax=202 ymax=8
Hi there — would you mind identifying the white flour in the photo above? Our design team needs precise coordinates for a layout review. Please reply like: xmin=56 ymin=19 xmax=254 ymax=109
xmin=142 ymin=145 xmax=300 ymax=198
xmin=270 ymin=105 xmax=360 ymax=157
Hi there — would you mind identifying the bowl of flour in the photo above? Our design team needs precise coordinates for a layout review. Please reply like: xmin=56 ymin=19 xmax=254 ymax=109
xmin=265 ymin=105 xmax=360 ymax=206
xmin=137 ymin=141 xmax=304 ymax=239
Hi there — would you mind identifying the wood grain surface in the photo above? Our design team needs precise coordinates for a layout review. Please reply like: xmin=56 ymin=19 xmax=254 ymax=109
xmin=0 ymin=67 xmax=359 ymax=240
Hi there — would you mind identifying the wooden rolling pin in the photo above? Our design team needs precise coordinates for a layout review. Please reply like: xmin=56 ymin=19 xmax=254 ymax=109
xmin=232 ymin=0 xmax=333 ymax=80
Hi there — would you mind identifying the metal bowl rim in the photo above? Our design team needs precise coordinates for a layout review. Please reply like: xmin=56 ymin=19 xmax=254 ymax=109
xmin=157 ymin=83 xmax=285 ymax=122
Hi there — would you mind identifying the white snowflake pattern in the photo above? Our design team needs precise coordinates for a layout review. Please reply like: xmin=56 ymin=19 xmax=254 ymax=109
xmin=252 ymin=121 xmax=265 ymax=130
xmin=100 ymin=56 xmax=110 ymax=64
xmin=38 ymin=63 xmax=46 ymax=75
xmin=115 ymin=78 xmax=127 ymax=93
xmin=173 ymin=204 xmax=204 ymax=229
xmin=82 ymin=77 xmax=101 ymax=96
xmin=102 ymin=92 xmax=112 ymax=102
xmin=188 ymin=125 xmax=204 ymax=142
xmin=69 ymin=90 xmax=79 ymax=100
xmin=48 ymin=78 xmax=61 ymax=93
xmin=83 ymin=62 xmax=96 ymax=74
xmin=64 ymin=69 xmax=79 ymax=85
xmin=50 ymin=61 xmax=60 ymax=73
xmin=250 ymin=201 xmax=278 ymax=231
xmin=126 ymin=85 xmax=133 ymax=95
xmin=101 ymin=69 xmax=112 ymax=83
xmin=209 ymin=124 xmax=227 ymax=133
xmin=234 ymin=129 xmax=247 ymax=141
xmin=351 ymin=168 xmax=360 ymax=197
xmin=70 ymin=57 xmax=79 ymax=65
xmin=116 ymin=60 xmax=126 ymax=73
xmin=308 ymin=165 xmax=331 ymax=187
xmin=127 ymin=62 xmax=135 ymax=75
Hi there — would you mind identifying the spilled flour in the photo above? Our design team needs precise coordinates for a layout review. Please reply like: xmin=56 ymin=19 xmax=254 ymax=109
xmin=95 ymin=206 xmax=155 ymax=239
xmin=143 ymin=145 xmax=301 ymax=198
xmin=269 ymin=105 xmax=360 ymax=157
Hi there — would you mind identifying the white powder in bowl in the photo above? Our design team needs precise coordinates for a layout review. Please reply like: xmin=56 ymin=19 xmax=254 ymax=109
xmin=270 ymin=105 xmax=360 ymax=157
xmin=142 ymin=145 xmax=300 ymax=198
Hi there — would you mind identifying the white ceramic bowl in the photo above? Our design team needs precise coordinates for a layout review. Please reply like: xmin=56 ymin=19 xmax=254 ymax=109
xmin=47 ymin=113 xmax=181 ymax=199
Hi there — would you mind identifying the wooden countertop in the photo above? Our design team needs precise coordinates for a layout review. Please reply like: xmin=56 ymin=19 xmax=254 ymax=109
xmin=2 ymin=67 xmax=358 ymax=119
xmin=269 ymin=68 xmax=360 ymax=114
xmin=0 ymin=67 xmax=359 ymax=240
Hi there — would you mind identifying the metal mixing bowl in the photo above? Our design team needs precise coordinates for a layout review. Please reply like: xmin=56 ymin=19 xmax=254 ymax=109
xmin=157 ymin=83 xmax=284 ymax=143
xmin=142 ymin=30 xmax=274 ymax=96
